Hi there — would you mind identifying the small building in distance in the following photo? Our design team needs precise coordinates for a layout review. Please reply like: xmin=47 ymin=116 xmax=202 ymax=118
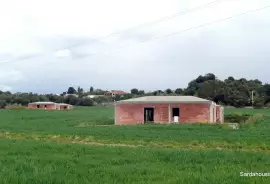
xmin=114 ymin=96 xmax=224 ymax=125
xmin=57 ymin=103 xmax=73 ymax=110
xmin=64 ymin=94 xmax=79 ymax=98
xmin=105 ymin=90 xmax=127 ymax=97
xmin=86 ymin=95 xmax=104 ymax=99
xmin=28 ymin=102 xmax=73 ymax=110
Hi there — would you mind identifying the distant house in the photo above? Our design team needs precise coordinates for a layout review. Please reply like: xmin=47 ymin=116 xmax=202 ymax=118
xmin=86 ymin=95 xmax=104 ymax=99
xmin=104 ymin=90 xmax=127 ymax=97
xmin=28 ymin=102 xmax=73 ymax=110
xmin=64 ymin=94 xmax=79 ymax=98
xmin=57 ymin=103 xmax=73 ymax=110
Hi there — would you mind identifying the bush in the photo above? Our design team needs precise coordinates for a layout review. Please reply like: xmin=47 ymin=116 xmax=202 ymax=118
xmin=253 ymin=98 xmax=265 ymax=109
xmin=224 ymin=113 xmax=251 ymax=123
xmin=253 ymin=102 xmax=264 ymax=109
xmin=265 ymin=103 xmax=270 ymax=108
xmin=239 ymin=114 xmax=264 ymax=128
xmin=77 ymin=98 xmax=94 ymax=106
xmin=0 ymin=100 xmax=7 ymax=109
xmin=5 ymin=105 xmax=27 ymax=110
xmin=245 ymin=114 xmax=264 ymax=124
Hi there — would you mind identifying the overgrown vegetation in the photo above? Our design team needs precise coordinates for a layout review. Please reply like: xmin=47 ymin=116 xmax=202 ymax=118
xmin=224 ymin=112 xmax=264 ymax=125
xmin=225 ymin=113 xmax=252 ymax=123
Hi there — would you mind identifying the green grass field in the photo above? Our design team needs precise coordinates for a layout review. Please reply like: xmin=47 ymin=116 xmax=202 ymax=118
xmin=0 ymin=107 xmax=270 ymax=183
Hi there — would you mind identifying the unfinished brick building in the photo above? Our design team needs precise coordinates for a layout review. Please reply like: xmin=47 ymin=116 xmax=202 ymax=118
xmin=115 ymin=96 xmax=224 ymax=125
xmin=28 ymin=102 xmax=73 ymax=110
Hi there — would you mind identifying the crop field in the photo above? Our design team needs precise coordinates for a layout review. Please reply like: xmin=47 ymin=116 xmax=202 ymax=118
xmin=0 ymin=107 xmax=270 ymax=183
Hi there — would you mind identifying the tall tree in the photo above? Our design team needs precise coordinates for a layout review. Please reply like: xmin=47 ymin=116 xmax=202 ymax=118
xmin=90 ymin=86 xmax=94 ymax=93
xmin=67 ymin=87 xmax=76 ymax=94
xmin=165 ymin=89 xmax=172 ymax=94
xmin=138 ymin=90 xmax=145 ymax=95
xmin=175 ymin=88 xmax=184 ymax=95
xmin=131 ymin=88 xmax=139 ymax=95
xmin=77 ymin=86 xmax=84 ymax=94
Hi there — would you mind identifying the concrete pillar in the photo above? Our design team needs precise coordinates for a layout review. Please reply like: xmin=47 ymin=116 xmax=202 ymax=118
xmin=214 ymin=103 xmax=216 ymax=123
xmin=220 ymin=107 xmax=224 ymax=123
xmin=168 ymin=104 xmax=171 ymax=123
xmin=114 ymin=104 xmax=118 ymax=125
xmin=209 ymin=103 xmax=213 ymax=123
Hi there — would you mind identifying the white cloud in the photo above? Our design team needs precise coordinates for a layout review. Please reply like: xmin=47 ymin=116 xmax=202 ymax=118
xmin=0 ymin=0 xmax=269 ymax=93
xmin=54 ymin=49 xmax=71 ymax=58
xmin=0 ymin=69 xmax=24 ymax=82
xmin=0 ymin=69 xmax=25 ymax=91
xmin=0 ymin=85 xmax=12 ymax=91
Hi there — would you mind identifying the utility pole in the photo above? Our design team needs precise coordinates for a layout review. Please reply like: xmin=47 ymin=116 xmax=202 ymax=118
xmin=251 ymin=90 xmax=254 ymax=106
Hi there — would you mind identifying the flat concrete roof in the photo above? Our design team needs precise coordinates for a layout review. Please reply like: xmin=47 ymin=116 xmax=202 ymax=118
xmin=29 ymin=102 xmax=56 ymax=105
xmin=58 ymin=103 xmax=72 ymax=106
xmin=116 ymin=96 xmax=212 ymax=104
xmin=29 ymin=102 xmax=72 ymax=106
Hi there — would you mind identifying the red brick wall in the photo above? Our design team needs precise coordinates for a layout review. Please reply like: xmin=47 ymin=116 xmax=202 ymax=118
xmin=215 ymin=105 xmax=225 ymax=123
xmin=59 ymin=105 xmax=73 ymax=110
xmin=28 ymin=104 xmax=36 ymax=109
xmin=171 ymin=104 xmax=210 ymax=123
xmin=216 ymin=106 xmax=220 ymax=122
xmin=28 ymin=104 xmax=56 ymax=110
xmin=220 ymin=107 xmax=224 ymax=123
xmin=214 ymin=104 xmax=217 ymax=122
xmin=115 ymin=103 xmax=211 ymax=125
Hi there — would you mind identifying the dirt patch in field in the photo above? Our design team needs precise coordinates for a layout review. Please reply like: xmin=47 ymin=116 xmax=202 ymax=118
xmin=75 ymin=122 xmax=113 ymax=127
xmin=0 ymin=131 xmax=270 ymax=154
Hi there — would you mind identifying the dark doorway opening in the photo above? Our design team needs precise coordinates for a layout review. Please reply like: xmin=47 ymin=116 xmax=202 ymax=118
xmin=144 ymin=107 xmax=154 ymax=123
xmin=37 ymin=105 xmax=40 ymax=109
xmin=172 ymin=108 xmax=180 ymax=117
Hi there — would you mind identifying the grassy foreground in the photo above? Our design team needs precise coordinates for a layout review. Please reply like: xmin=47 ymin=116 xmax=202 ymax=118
xmin=0 ymin=107 xmax=270 ymax=183
xmin=1 ymin=139 xmax=270 ymax=184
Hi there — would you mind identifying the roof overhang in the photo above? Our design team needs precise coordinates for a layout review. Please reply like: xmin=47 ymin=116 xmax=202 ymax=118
xmin=116 ymin=101 xmax=212 ymax=105
xmin=29 ymin=102 xmax=56 ymax=105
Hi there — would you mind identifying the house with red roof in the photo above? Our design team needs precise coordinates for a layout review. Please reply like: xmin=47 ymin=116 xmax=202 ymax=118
xmin=104 ymin=90 xmax=127 ymax=97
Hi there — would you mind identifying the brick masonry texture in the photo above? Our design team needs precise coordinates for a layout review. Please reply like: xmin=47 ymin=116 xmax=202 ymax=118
xmin=115 ymin=103 xmax=212 ymax=125
xmin=28 ymin=104 xmax=72 ymax=110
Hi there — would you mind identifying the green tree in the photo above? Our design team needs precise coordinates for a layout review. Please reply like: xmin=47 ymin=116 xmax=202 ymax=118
xmin=77 ymin=86 xmax=84 ymax=94
xmin=67 ymin=87 xmax=76 ymax=94
xmin=205 ymin=73 xmax=216 ymax=81
xmin=131 ymin=88 xmax=139 ymax=95
xmin=120 ymin=94 xmax=133 ymax=100
xmin=78 ymin=98 xmax=93 ymax=106
xmin=175 ymin=88 xmax=184 ymax=95
xmin=165 ymin=89 xmax=172 ymax=94
xmin=138 ymin=90 xmax=145 ymax=95
xmin=0 ymin=100 xmax=7 ymax=108
xmin=90 ymin=86 xmax=94 ymax=93
xmin=65 ymin=95 xmax=79 ymax=105
xmin=114 ymin=95 xmax=121 ymax=101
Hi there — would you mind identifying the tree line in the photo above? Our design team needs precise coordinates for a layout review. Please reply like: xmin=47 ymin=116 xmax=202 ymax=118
xmin=0 ymin=73 xmax=269 ymax=108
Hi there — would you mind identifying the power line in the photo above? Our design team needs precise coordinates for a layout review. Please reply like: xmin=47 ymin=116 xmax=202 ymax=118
xmin=0 ymin=0 xmax=232 ymax=65
xmin=2 ymin=4 xmax=270 ymax=68
xmin=44 ymin=4 xmax=270 ymax=63
xmin=66 ymin=0 xmax=231 ymax=49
